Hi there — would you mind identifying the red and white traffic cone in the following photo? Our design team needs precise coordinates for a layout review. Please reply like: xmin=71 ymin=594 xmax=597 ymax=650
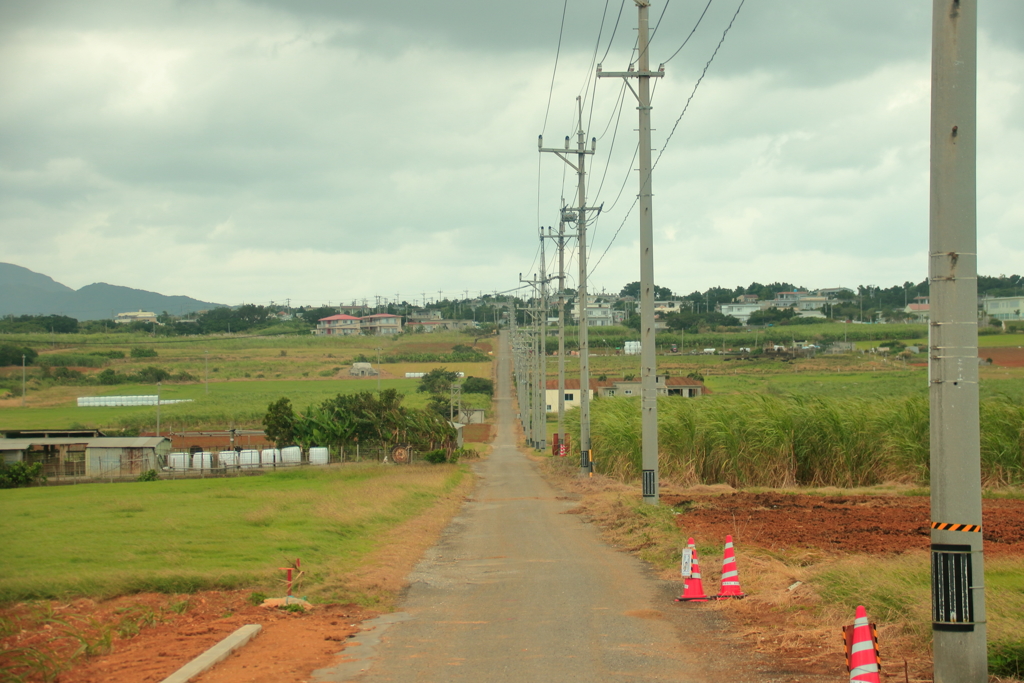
xmin=847 ymin=605 xmax=881 ymax=683
xmin=675 ymin=537 xmax=709 ymax=602
xmin=715 ymin=535 xmax=745 ymax=599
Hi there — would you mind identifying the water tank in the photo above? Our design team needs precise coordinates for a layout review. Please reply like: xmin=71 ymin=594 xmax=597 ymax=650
xmin=193 ymin=452 xmax=213 ymax=469
xmin=218 ymin=450 xmax=238 ymax=468
xmin=239 ymin=449 xmax=260 ymax=469
xmin=281 ymin=446 xmax=301 ymax=464
xmin=309 ymin=447 xmax=329 ymax=465
xmin=261 ymin=448 xmax=280 ymax=466
xmin=169 ymin=452 xmax=190 ymax=470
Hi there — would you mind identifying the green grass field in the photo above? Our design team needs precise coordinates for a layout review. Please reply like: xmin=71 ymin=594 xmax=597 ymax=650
xmin=0 ymin=330 xmax=494 ymax=430
xmin=0 ymin=464 xmax=464 ymax=604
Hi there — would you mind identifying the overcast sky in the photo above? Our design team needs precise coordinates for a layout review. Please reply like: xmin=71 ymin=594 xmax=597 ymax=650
xmin=1 ymin=0 xmax=1021 ymax=308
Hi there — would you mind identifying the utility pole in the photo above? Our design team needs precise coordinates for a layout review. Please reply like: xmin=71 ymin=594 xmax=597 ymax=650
xmin=205 ymin=350 xmax=209 ymax=395
xmin=539 ymin=97 xmax=598 ymax=474
xmin=598 ymin=0 xmax=664 ymax=503
xmin=542 ymin=216 xmax=573 ymax=454
xmin=156 ymin=381 xmax=162 ymax=437
xmin=537 ymin=231 xmax=549 ymax=450
xmin=929 ymin=2 xmax=985 ymax=682
xmin=21 ymin=354 xmax=26 ymax=406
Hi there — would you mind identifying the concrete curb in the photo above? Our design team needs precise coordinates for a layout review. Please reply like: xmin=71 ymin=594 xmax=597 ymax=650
xmin=160 ymin=624 xmax=262 ymax=683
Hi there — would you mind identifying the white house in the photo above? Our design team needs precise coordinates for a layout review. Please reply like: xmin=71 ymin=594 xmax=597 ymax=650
xmin=982 ymin=296 xmax=1024 ymax=321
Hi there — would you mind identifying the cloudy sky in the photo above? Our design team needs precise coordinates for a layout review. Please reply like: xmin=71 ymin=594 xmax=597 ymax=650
xmin=1 ymin=0 xmax=1021 ymax=308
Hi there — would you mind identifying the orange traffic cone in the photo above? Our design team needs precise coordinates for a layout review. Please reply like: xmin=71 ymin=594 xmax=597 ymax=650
xmin=715 ymin=535 xmax=745 ymax=599
xmin=846 ymin=605 xmax=881 ymax=683
xmin=674 ymin=537 xmax=709 ymax=602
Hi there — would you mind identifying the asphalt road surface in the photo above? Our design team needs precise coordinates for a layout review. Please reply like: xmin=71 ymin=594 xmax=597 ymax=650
xmin=315 ymin=331 xmax=801 ymax=683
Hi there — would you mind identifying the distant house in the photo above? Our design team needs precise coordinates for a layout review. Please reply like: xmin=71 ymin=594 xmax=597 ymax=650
xmin=736 ymin=294 xmax=760 ymax=304
xmin=360 ymin=313 xmax=402 ymax=335
xmin=543 ymin=375 xmax=707 ymax=412
xmin=544 ymin=379 xmax=610 ymax=413
xmin=316 ymin=314 xmax=362 ymax=336
xmin=718 ymin=302 xmax=764 ymax=324
xmin=115 ymin=310 xmax=158 ymax=324
xmin=905 ymin=296 xmax=931 ymax=322
xmin=982 ymin=295 xmax=1023 ymax=321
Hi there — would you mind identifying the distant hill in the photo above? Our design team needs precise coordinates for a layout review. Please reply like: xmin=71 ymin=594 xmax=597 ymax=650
xmin=0 ymin=263 xmax=224 ymax=321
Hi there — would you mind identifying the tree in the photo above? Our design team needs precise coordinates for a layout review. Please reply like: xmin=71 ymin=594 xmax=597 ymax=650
xmin=619 ymin=281 xmax=673 ymax=299
xmin=263 ymin=397 xmax=297 ymax=447
xmin=418 ymin=368 xmax=460 ymax=395
xmin=0 ymin=345 xmax=37 ymax=367
xmin=462 ymin=377 xmax=493 ymax=394
xmin=301 ymin=306 xmax=339 ymax=327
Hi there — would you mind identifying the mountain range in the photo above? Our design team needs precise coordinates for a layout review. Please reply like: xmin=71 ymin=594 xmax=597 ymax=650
xmin=0 ymin=263 xmax=224 ymax=321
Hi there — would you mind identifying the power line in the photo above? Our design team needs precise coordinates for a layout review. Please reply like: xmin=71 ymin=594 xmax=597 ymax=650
xmin=653 ymin=0 xmax=745 ymax=173
xmin=599 ymin=0 xmax=627 ymax=64
xmin=589 ymin=0 xmax=745 ymax=277
xmin=663 ymin=0 xmax=714 ymax=65
xmin=541 ymin=0 xmax=569 ymax=135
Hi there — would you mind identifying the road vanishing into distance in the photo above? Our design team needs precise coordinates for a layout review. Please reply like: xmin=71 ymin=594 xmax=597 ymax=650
xmin=315 ymin=331 xmax=815 ymax=683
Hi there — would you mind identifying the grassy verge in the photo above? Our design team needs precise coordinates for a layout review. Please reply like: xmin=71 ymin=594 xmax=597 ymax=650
xmin=0 ymin=463 xmax=466 ymax=604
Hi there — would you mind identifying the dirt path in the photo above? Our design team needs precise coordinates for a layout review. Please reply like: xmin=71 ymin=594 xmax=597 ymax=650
xmin=319 ymin=331 xmax=816 ymax=683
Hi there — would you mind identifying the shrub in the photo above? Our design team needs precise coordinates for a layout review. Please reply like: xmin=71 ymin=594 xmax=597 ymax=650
xmin=89 ymin=350 xmax=125 ymax=359
xmin=130 ymin=347 xmax=158 ymax=358
xmin=137 ymin=469 xmax=160 ymax=482
xmin=462 ymin=377 xmax=494 ymax=394
xmin=0 ymin=462 xmax=46 ymax=488
xmin=423 ymin=449 xmax=448 ymax=464
xmin=990 ymin=640 xmax=1024 ymax=679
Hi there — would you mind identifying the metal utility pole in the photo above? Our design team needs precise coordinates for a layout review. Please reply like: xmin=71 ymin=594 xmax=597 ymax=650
xmin=598 ymin=0 xmax=664 ymax=503
xmin=928 ymin=2 xmax=985 ymax=681
xmin=539 ymin=98 xmax=598 ymax=474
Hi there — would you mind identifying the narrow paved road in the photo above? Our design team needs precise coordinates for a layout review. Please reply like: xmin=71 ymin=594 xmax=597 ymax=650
xmin=316 ymin=331 xmax=791 ymax=683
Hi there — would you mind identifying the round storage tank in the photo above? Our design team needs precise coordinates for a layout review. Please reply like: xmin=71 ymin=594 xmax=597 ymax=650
xmin=239 ymin=449 xmax=260 ymax=469
xmin=193 ymin=452 xmax=213 ymax=470
xmin=218 ymin=450 xmax=238 ymax=468
xmin=169 ymin=452 xmax=190 ymax=470
xmin=281 ymin=446 xmax=301 ymax=464
xmin=309 ymin=447 xmax=329 ymax=465
xmin=261 ymin=448 xmax=280 ymax=466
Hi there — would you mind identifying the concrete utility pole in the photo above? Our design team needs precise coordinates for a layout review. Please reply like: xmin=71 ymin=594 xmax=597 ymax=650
xmin=520 ymin=271 xmax=549 ymax=450
xmin=542 ymin=216 xmax=574 ymax=454
xmin=598 ymin=0 xmax=664 ymax=503
xmin=539 ymin=98 xmax=598 ymax=474
xmin=22 ymin=354 xmax=26 ymax=406
xmin=928 ymin=2 xmax=986 ymax=682
xmin=537 ymin=230 xmax=548 ymax=451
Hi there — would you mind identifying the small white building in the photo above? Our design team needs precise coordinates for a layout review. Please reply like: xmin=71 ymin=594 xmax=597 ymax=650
xmin=115 ymin=310 xmax=158 ymax=324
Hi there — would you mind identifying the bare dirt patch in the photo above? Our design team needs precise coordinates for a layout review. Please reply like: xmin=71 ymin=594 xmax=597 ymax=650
xmin=663 ymin=491 xmax=1024 ymax=556
xmin=981 ymin=345 xmax=1024 ymax=368
xmin=0 ymin=591 xmax=374 ymax=683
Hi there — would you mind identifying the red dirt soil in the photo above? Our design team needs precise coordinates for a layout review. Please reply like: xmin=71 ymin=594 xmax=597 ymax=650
xmin=663 ymin=491 xmax=1024 ymax=555
xmin=981 ymin=345 xmax=1024 ymax=368
xmin=0 ymin=591 xmax=376 ymax=683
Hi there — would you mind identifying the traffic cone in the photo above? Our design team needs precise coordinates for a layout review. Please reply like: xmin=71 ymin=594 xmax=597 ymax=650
xmin=846 ymin=605 xmax=881 ymax=683
xmin=674 ymin=538 xmax=709 ymax=602
xmin=715 ymin=535 xmax=745 ymax=599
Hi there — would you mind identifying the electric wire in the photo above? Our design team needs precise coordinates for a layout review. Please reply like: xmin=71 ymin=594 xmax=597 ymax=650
xmin=542 ymin=0 xmax=569 ymax=135
xmin=588 ymin=0 xmax=745 ymax=278
xmin=663 ymin=0 xmax=714 ymax=65
xmin=599 ymin=0 xmax=627 ymax=64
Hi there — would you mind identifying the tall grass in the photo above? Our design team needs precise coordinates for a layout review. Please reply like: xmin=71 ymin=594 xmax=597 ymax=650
xmin=571 ymin=395 xmax=1023 ymax=487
